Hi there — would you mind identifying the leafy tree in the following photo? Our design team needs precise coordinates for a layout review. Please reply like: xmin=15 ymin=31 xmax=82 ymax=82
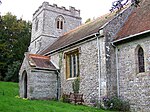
xmin=0 ymin=13 xmax=31 ymax=82
xmin=110 ymin=0 xmax=140 ymax=12
xmin=4 ymin=61 xmax=21 ymax=82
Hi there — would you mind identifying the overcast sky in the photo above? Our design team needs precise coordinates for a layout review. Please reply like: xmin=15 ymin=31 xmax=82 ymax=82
xmin=0 ymin=0 xmax=115 ymax=23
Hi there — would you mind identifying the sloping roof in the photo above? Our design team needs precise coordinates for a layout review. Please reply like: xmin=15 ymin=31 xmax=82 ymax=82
xmin=40 ymin=13 xmax=115 ymax=55
xmin=28 ymin=54 xmax=56 ymax=70
xmin=116 ymin=0 xmax=150 ymax=40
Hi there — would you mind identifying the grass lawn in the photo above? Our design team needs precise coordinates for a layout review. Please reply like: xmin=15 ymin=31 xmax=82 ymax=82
xmin=0 ymin=81 xmax=111 ymax=112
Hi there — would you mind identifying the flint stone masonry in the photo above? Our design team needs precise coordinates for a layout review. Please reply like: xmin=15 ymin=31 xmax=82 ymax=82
xmin=117 ymin=37 xmax=150 ymax=112
xmin=19 ymin=54 xmax=57 ymax=100
xmin=28 ymin=70 xmax=57 ymax=99
xmin=50 ymin=38 xmax=109 ymax=105
xmin=97 ymin=6 xmax=135 ymax=97
xmin=29 ymin=1 xmax=81 ymax=54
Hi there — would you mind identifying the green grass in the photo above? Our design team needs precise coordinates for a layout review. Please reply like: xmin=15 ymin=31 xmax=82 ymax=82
xmin=0 ymin=81 xmax=111 ymax=112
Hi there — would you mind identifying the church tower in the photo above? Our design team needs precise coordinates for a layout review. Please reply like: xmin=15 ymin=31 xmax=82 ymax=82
xmin=29 ymin=2 xmax=81 ymax=54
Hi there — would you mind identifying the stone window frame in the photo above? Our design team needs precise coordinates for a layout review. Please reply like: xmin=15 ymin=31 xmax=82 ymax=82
xmin=65 ymin=48 xmax=80 ymax=79
xmin=135 ymin=45 xmax=145 ymax=73
xmin=56 ymin=15 xmax=65 ymax=30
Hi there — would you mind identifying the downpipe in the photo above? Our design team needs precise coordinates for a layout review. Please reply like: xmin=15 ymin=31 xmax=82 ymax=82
xmin=95 ymin=33 xmax=102 ymax=106
xmin=111 ymin=42 xmax=120 ymax=97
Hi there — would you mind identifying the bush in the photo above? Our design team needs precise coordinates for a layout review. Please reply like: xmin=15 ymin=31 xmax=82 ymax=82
xmin=62 ymin=93 xmax=70 ymax=103
xmin=90 ymin=96 xmax=130 ymax=111
xmin=72 ymin=77 xmax=80 ymax=93
xmin=102 ymin=96 xmax=130 ymax=111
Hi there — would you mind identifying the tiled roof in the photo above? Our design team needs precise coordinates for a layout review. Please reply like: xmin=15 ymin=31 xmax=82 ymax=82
xmin=40 ymin=13 xmax=115 ymax=55
xmin=116 ymin=0 xmax=150 ymax=40
xmin=28 ymin=54 xmax=56 ymax=70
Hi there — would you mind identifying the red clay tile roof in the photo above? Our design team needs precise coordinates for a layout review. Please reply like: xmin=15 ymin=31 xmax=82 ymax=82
xmin=28 ymin=54 xmax=56 ymax=69
xmin=116 ymin=0 xmax=150 ymax=40
xmin=40 ymin=13 xmax=115 ymax=55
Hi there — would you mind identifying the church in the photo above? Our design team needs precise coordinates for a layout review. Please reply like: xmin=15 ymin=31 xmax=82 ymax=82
xmin=19 ymin=0 xmax=150 ymax=111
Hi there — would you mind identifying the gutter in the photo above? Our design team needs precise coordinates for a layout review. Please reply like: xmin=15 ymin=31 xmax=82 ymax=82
xmin=111 ymin=43 xmax=119 ymax=97
xmin=32 ymin=67 xmax=57 ymax=71
xmin=113 ymin=30 xmax=150 ymax=44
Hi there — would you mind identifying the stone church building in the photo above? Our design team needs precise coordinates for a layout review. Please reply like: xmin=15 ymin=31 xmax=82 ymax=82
xmin=19 ymin=0 xmax=150 ymax=111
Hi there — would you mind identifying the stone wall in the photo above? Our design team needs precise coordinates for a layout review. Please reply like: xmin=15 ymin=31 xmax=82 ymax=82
xmin=50 ymin=37 xmax=109 ymax=105
xmin=19 ymin=54 xmax=58 ymax=100
xmin=19 ymin=55 xmax=31 ymax=98
xmin=28 ymin=70 xmax=57 ymax=100
xmin=101 ymin=5 xmax=135 ymax=97
xmin=117 ymin=37 xmax=150 ymax=112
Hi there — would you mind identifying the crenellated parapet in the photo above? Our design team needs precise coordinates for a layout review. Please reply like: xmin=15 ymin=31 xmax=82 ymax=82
xmin=33 ymin=1 xmax=80 ymax=19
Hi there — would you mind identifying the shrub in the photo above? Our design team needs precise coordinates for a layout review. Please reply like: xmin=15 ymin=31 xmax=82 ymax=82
xmin=102 ymin=96 xmax=130 ymax=111
xmin=72 ymin=77 xmax=80 ymax=93
xmin=62 ymin=93 xmax=70 ymax=103
xmin=90 ymin=96 xmax=130 ymax=111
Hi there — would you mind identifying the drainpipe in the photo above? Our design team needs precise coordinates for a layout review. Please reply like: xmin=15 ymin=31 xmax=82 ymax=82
xmin=56 ymin=69 xmax=60 ymax=100
xmin=95 ymin=29 xmax=103 ymax=106
xmin=111 ymin=42 xmax=119 ymax=97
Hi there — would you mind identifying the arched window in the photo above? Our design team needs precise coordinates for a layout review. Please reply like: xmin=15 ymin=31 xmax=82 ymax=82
xmin=138 ymin=47 xmax=145 ymax=73
xmin=56 ymin=16 xmax=64 ymax=29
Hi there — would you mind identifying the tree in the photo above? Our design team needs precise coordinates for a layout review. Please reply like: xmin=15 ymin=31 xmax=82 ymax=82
xmin=85 ymin=18 xmax=91 ymax=24
xmin=110 ymin=0 xmax=140 ymax=12
xmin=0 ymin=13 xmax=31 ymax=82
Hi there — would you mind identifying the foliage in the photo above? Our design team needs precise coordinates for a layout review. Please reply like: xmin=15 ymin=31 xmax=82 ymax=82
xmin=0 ymin=13 xmax=31 ymax=82
xmin=4 ymin=61 xmax=21 ymax=82
xmin=0 ymin=81 xmax=111 ymax=112
xmin=61 ymin=93 xmax=70 ymax=103
xmin=101 ymin=96 xmax=130 ymax=111
xmin=110 ymin=0 xmax=140 ymax=12
xmin=72 ymin=77 xmax=80 ymax=93
xmin=90 ymin=96 xmax=130 ymax=111
xmin=85 ymin=18 xmax=91 ymax=23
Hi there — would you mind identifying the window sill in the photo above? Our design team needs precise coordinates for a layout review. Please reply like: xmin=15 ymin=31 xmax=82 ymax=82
xmin=136 ymin=71 xmax=149 ymax=76
xmin=66 ymin=77 xmax=77 ymax=81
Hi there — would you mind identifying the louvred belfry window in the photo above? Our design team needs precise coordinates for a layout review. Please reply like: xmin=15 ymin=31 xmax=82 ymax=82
xmin=138 ymin=47 xmax=145 ymax=73
xmin=56 ymin=16 xmax=64 ymax=29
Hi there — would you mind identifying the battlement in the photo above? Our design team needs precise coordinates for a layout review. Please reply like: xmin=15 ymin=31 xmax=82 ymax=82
xmin=33 ymin=1 xmax=80 ymax=18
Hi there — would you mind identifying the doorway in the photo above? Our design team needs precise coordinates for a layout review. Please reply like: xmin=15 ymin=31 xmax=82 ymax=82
xmin=22 ymin=71 xmax=27 ymax=98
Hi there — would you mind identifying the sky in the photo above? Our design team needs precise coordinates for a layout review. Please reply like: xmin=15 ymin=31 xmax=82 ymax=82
xmin=0 ymin=0 xmax=115 ymax=23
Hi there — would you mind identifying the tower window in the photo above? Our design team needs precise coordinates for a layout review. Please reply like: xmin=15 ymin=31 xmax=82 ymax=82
xmin=138 ymin=47 xmax=145 ymax=73
xmin=56 ymin=16 xmax=64 ymax=30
